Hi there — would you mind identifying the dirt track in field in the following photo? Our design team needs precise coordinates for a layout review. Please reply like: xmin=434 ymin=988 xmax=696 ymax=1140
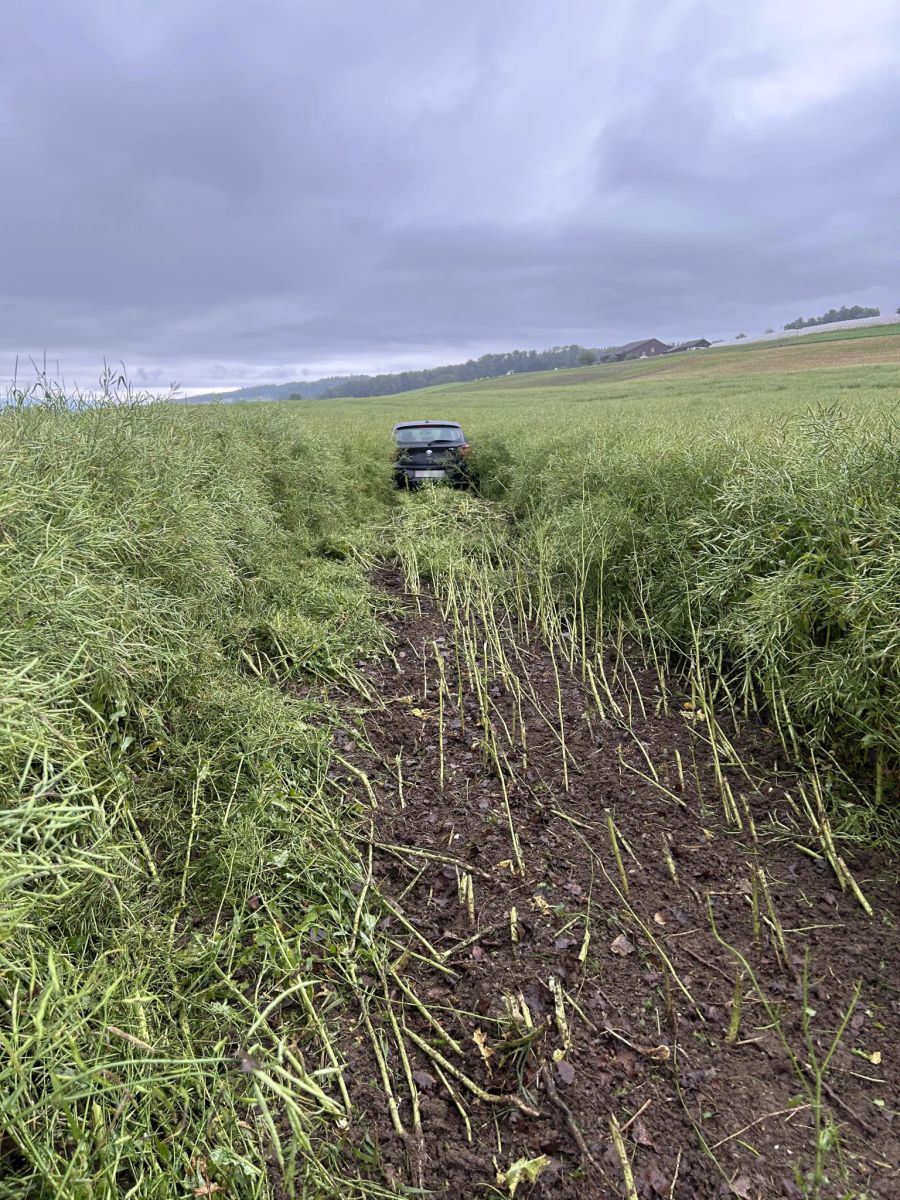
xmin=331 ymin=566 xmax=899 ymax=1199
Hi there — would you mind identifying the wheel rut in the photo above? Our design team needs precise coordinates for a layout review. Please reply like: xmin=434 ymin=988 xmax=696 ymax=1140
xmin=330 ymin=563 xmax=899 ymax=1199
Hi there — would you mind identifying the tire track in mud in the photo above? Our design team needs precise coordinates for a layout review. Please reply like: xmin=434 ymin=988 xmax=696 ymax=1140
xmin=332 ymin=563 xmax=900 ymax=1199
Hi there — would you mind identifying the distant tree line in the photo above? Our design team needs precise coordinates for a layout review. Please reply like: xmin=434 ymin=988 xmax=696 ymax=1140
xmin=182 ymin=376 xmax=352 ymax=405
xmin=183 ymin=346 xmax=609 ymax=406
xmin=784 ymin=305 xmax=880 ymax=331
xmin=282 ymin=377 xmax=351 ymax=399
xmin=315 ymin=345 xmax=601 ymax=400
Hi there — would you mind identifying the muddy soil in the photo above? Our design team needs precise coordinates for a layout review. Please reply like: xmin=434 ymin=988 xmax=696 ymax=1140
xmin=331 ymin=566 xmax=899 ymax=1199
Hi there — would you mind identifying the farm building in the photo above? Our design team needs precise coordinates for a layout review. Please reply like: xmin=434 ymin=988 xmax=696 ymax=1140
xmin=598 ymin=338 xmax=670 ymax=363
xmin=667 ymin=338 xmax=711 ymax=354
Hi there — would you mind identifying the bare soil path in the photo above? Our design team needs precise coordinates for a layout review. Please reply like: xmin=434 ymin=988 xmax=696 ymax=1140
xmin=330 ymin=565 xmax=899 ymax=1199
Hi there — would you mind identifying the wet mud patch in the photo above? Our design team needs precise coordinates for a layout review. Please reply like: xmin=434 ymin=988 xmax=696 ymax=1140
xmin=331 ymin=565 xmax=900 ymax=1199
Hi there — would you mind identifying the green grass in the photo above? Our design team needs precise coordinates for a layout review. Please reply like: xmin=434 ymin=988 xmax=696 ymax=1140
xmin=299 ymin=337 xmax=900 ymax=806
xmin=1 ymin=328 xmax=898 ymax=1196
xmin=410 ymin=326 xmax=900 ymax=393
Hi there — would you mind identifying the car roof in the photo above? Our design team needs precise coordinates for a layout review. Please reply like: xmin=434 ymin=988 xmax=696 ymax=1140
xmin=392 ymin=419 xmax=462 ymax=430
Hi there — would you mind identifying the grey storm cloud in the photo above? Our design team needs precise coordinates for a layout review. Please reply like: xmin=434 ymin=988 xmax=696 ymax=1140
xmin=1 ymin=0 xmax=899 ymax=387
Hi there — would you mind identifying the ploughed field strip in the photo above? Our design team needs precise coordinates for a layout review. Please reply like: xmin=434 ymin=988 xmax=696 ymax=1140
xmin=327 ymin=564 xmax=900 ymax=1199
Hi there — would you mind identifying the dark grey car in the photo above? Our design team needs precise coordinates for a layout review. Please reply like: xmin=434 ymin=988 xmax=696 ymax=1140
xmin=392 ymin=420 xmax=473 ymax=489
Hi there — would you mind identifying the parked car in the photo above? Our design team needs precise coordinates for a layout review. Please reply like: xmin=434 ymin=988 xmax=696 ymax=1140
xmin=392 ymin=420 xmax=474 ymax=489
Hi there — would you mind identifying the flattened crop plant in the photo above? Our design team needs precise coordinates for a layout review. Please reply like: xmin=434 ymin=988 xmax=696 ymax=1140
xmin=1 ymin=343 xmax=898 ymax=1199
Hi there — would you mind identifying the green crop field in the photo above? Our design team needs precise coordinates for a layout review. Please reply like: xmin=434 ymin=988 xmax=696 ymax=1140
xmin=1 ymin=334 xmax=898 ymax=1199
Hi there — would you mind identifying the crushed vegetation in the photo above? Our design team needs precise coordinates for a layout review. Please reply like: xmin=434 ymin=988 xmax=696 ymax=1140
xmin=328 ymin=492 xmax=898 ymax=1198
xmin=1 ymin=365 xmax=898 ymax=1198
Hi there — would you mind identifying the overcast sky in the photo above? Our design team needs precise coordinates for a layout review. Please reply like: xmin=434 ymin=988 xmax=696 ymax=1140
xmin=2 ymin=0 xmax=898 ymax=390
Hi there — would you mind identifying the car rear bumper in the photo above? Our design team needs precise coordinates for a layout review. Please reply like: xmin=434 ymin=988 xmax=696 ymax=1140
xmin=394 ymin=465 xmax=448 ymax=484
xmin=393 ymin=461 xmax=473 ymax=488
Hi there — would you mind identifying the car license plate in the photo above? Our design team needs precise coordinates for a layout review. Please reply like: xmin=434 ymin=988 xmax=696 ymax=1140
xmin=414 ymin=469 xmax=445 ymax=478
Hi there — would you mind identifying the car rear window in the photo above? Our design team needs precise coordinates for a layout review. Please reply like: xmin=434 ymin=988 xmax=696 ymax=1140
xmin=395 ymin=425 xmax=463 ymax=445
